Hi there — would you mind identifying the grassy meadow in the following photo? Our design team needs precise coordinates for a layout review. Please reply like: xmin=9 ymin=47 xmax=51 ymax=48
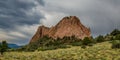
xmin=0 ymin=41 xmax=120 ymax=60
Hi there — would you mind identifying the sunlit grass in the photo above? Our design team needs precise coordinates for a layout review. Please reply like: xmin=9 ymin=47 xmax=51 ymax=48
xmin=1 ymin=42 xmax=120 ymax=60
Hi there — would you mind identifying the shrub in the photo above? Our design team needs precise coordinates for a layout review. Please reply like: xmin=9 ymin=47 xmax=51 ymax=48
xmin=26 ymin=45 xmax=37 ymax=51
xmin=37 ymin=45 xmax=70 ymax=51
xmin=82 ymin=37 xmax=92 ymax=45
xmin=115 ymin=34 xmax=120 ymax=40
xmin=81 ymin=45 xmax=86 ymax=49
xmin=110 ymin=29 xmax=120 ymax=36
xmin=71 ymin=41 xmax=82 ymax=46
xmin=111 ymin=40 xmax=120 ymax=49
xmin=37 ymin=46 xmax=57 ymax=51
xmin=88 ymin=43 xmax=93 ymax=46
xmin=96 ymin=35 xmax=104 ymax=43
xmin=58 ymin=45 xmax=71 ymax=49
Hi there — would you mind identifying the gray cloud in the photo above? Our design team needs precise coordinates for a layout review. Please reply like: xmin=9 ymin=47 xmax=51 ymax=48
xmin=0 ymin=24 xmax=39 ymax=45
xmin=0 ymin=0 xmax=44 ymax=28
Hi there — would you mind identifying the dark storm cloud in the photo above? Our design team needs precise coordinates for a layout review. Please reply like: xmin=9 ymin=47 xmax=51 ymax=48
xmin=0 ymin=0 xmax=45 ymax=45
xmin=37 ymin=0 xmax=45 ymax=5
xmin=0 ymin=0 xmax=44 ymax=28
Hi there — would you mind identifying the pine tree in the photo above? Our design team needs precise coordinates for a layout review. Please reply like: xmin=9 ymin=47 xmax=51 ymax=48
xmin=82 ymin=37 xmax=92 ymax=45
xmin=96 ymin=35 xmax=104 ymax=43
xmin=0 ymin=41 xmax=8 ymax=55
xmin=111 ymin=29 xmax=120 ymax=36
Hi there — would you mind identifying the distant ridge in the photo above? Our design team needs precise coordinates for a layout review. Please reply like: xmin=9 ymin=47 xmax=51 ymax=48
xmin=8 ymin=43 xmax=21 ymax=48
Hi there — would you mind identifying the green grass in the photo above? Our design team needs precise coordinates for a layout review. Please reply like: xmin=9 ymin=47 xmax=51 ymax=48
xmin=1 ymin=42 xmax=120 ymax=60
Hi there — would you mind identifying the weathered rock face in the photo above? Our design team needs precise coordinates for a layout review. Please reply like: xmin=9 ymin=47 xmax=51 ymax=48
xmin=30 ymin=26 xmax=50 ymax=42
xmin=30 ymin=16 xmax=91 ymax=43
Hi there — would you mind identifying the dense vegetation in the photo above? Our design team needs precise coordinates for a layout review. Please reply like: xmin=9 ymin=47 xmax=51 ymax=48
xmin=16 ymin=29 xmax=120 ymax=51
xmin=24 ymin=35 xmax=80 ymax=51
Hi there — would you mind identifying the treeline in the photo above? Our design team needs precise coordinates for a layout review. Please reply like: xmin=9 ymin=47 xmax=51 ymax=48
xmin=17 ymin=29 xmax=120 ymax=51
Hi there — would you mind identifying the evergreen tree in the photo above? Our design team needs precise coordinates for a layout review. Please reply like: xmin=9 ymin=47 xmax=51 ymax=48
xmin=82 ymin=37 xmax=92 ymax=45
xmin=111 ymin=40 xmax=120 ymax=49
xmin=96 ymin=35 xmax=104 ymax=43
xmin=0 ymin=41 xmax=8 ymax=55
xmin=115 ymin=34 xmax=120 ymax=40
xmin=111 ymin=29 xmax=120 ymax=36
xmin=0 ymin=44 xmax=2 ymax=54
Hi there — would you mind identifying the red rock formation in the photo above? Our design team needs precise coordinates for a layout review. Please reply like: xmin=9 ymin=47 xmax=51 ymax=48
xmin=30 ymin=25 xmax=50 ymax=42
xmin=30 ymin=16 xmax=91 ymax=43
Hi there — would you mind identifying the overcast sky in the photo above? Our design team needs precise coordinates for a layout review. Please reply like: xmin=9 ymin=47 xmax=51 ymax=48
xmin=0 ymin=0 xmax=120 ymax=45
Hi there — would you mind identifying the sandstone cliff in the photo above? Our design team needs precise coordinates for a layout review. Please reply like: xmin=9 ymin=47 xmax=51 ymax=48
xmin=30 ymin=16 xmax=91 ymax=43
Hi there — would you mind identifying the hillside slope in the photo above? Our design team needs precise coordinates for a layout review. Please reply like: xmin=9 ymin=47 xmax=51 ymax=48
xmin=1 ymin=42 xmax=120 ymax=60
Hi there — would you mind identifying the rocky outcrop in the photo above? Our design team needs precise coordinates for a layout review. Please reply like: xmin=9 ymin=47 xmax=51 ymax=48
xmin=30 ymin=16 xmax=91 ymax=43
xmin=30 ymin=26 xmax=50 ymax=42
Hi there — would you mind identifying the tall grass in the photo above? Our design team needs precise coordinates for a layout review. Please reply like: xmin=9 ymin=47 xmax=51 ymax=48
xmin=1 ymin=42 xmax=120 ymax=60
